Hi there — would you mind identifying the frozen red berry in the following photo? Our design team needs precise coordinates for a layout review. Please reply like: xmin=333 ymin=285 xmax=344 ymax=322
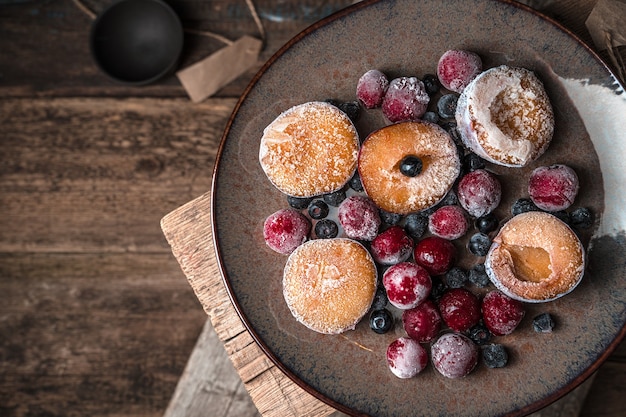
xmin=383 ymin=262 xmax=432 ymax=310
xmin=431 ymin=333 xmax=479 ymax=378
xmin=413 ymin=236 xmax=456 ymax=276
xmin=386 ymin=337 xmax=428 ymax=378
xmin=356 ymin=69 xmax=389 ymax=109
xmin=402 ymin=299 xmax=442 ymax=343
xmin=338 ymin=195 xmax=381 ymax=241
xmin=481 ymin=290 xmax=525 ymax=336
xmin=370 ymin=225 xmax=414 ymax=265
xmin=436 ymin=50 xmax=483 ymax=93
xmin=428 ymin=205 xmax=469 ymax=240
xmin=528 ymin=164 xmax=579 ymax=212
xmin=457 ymin=169 xmax=502 ymax=218
xmin=438 ymin=288 xmax=481 ymax=332
xmin=263 ymin=208 xmax=311 ymax=254
xmin=381 ymin=77 xmax=430 ymax=122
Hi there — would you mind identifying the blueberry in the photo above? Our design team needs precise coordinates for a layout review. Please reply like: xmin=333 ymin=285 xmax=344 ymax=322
xmin=338 ymin=100 xmax=361 ymax=122
xmin=429 ymin=275 xmax=448 ymax=302
xmin=324 ymin=98 xmax=341 ymax=107
xmin=475 ymin=213 xmax=499 ymax=234
xmin=405 ymin=213 xmax=428 ymax=239
xmin=372 ymin=286 xmax=389 ymax=310
xmin=441 ymin=121 xmax=462 ymax=145
xmin=314 ymin=219 xmax=338 ymax=239
xmin=369 ymin=309 xmax=394 ymax=334
xmin=468 ymin=323 xmax=492 ymax=345
xmin=287 ymin=195 xmax=313 ymax=210
xmin=463 ymin=152 xmax=486 ymax=172
xmin=445 ymin=266 xmax=468 ymax=288
xmin=400 ymin=155 xmax=423 ymax=177
xmin=422 ymin=111 xmax=439 ymax=124
xmin=532 ymin=313 xmax=556 ymax=333
xmin=422 ymin=73 xmax=441 ymax=96
xmin=438 ymin=190 xmax=458 ymax=207
xmin=437 ymin=94 xmax=459 ymax=119
xmin=379 ymin=209 xmax=402 ymax=225
xmin=307 ymin=199 xmax=329 ymax=220
xmin=349 ymin=172 xmax=364 ymax=192
xmin=511 ymin=198 xmax=539 ymax=216
xmin=552 ymin=210 xmax=570 ymax=224
xmin=323 ymin=189 xmax=347 ymax=207
xmin=468 ymin=263 xmax=490 ymax=288
xmin=570 ymin=207 xmax=594 ymax=229
xmin=468 ymin=233 xmax=491 ymax=256
xmin=482 ymin=344 xmax=508 ymax=368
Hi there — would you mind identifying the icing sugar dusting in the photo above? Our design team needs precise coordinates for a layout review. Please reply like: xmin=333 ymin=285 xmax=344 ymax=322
xmin=558 ymin=77 xmax=626 ymax=236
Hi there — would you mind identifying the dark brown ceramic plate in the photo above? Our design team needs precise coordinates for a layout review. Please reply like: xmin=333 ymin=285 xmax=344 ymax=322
xmin=211 ymin=1 xmax=626 ymax=416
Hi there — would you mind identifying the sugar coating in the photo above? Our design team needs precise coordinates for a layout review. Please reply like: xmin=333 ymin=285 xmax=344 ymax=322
xmin=455 ymin=65 xmax=554 ymax=167
xmin=263 ymin=208 xmax=311 ymax=254
xmin=438 ymin=288 xmax=481 ymax=332
xmin=338 ymin=195 xmax=381 ymax=241
xmin=431 ymin=333 xmax=479 ymax=378
xmin=382 ymin=77 xmax=430 ymax=122
xmin=370 ymin=225 xmax=414 ymax=265
xmin=457 ymin=169 xmax=502 ymax=217
xmin=428 ymin=205 xmax=469 ymax=240
xmin=402 ymin=299 xmax=442 ymax=343
xmin=356 ymin=69 xmax=389 ymax=109
xmin=382 ymin=262 xmax=432 ymax=310
xmin=283 ymin=239 xmax=377 ymax=334
xmin=259 ymin=101 xmax=359 ymax=197
xmin=485 ymin=211 xmax=585 ymax=302
xmin=437 ymin=50 xmax=483 ymax=93
xmin=528 ymin=164 xmax=579 ymax=211
xmin=386 ymin=337 xmax=428 ymax=379
xmin=481 ymin=290 xmax=525 ymax=336
xmin=358 ymin=121 xmax=461 ymax=214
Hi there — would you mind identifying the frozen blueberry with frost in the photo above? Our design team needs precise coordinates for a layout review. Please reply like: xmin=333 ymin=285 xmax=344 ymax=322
xmin=511 ymin=198 xmax=540 ymax=216
xmin=468 ymin=323 xmax=492 ymax=346
xmin=445 ymin=266 xmax=468 ymax=289
xmin=372 ymin=285 xmax=389 ymax=310
xmin=437 ymin=94 xmax=459 ymax=119
xmin=370 ymin=309 xmax=394 ymax=334
xmin=349 ymin=172 xmax=364 ymax=192
xmin=287 ymin=195 xmax=313 ymax=210
xmin=323 ymin=189 xmax=347 ymax=207
xmin=379 ymin=209 xmax=403 ymax=226
xmin=314 ymin=219 xmax=338 ymax=239
xmin=307 ymin=199 xmax=329 ymax=220
xmin=533 ymin=313 xmax=556 ymax=333
xmin=570 ymin=207 xmax=594 ymax=229
xmin=405 ymin=213 xmax=428 ymax=239
xmin=468 ymin=233 xmax=491 ymax=257
xmin=475 ymin=213 xmax=499 ymax=234
xmin=422 ymin=73 xmax=441 ymax=96
xmin=482 ymin=344 xmax=509 ymax=368
xmin=468 ymin=263 xmax=490 ymax=287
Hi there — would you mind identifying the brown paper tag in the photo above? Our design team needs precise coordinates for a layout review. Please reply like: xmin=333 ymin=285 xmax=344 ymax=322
xmin=177 ymin=36 xmax=262 ymax=103
xmin=585 ymin=0 xmax=626 ymax=50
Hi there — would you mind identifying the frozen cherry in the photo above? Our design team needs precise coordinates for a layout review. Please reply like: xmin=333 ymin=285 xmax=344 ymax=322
xmin=381 ymin=76 xmax=430 ymax=122
xmin=413 ymin=236 xmax=456 ymax=276
xmin=438 ymin=288 xmax=481 ymax=332
xmin=402 ymin=299 xmax=442 ymax=343
xmin=528 ymin=164 xmax=579 ymax=212
xmin=383 ymin=262 xmax=432 ymax=310
xmin=263 ymin=209 xmax=311 ymax=254
xmin=428 ymin=205 xmax=469 ymax=240
xmin=437 ymin=49 xmax=483 ymax=93
xmin=457 ymin=169 xmax=502 ymax=218
xmin=338 ymin=195 xmax=381 ymax=241
xmin=370 ymin=225 xmax=414 ymax=265
xmin=387 ymin=337 xmax=428 ymax=379
xmin=356 ymin=69 xmax=389 ymax=109
xmin=431 ymin=333 xmax=479 ymax=378
xmin=481 ymin=290 xmax=525 ymax=336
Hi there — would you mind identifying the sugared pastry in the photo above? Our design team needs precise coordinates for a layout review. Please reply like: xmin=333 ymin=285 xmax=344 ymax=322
xmin=485 ymin=211 xmax=585 ymax=303
xmin=259 ymin=101 xmax=360 ymax=197
xmin=455 ymin=65 xmax=554 ymax=167
xmin=358 ymin=121 xmax=461 ymax=214
xmin=283 ymin=238 xmax=377 ymax=334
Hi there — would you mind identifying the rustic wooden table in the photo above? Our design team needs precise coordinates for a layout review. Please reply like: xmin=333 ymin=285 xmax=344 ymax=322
xmin=1 ymin=1 xmax=624 ymax=417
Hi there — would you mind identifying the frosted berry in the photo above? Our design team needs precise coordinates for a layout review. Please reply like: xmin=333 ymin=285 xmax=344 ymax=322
xmin=372 ymin=285 xmax=389 ymax=310
xmin=414 ymin=236 xmax=456 ymax=276
xmin=457 ymin=169 xmax=502 ymax=218
xmin=263 ymin=209 xmax=311 ymax=254
xmin=437 ymin=49 xmax=483 ymax=93
xmin=422 ymin=73 xmax=441 ymax=96
xmin=370 ymin=225 xmax=414 ymax=265
xmin=370 ymin=309 xmax=394 ymax=334
xmin=402 ymin=299 xmax=442 ymax=343
xmin=444 ymin=266 xmax=468 ymax=289
xmin=511 ymin=198 xmax=540 ymax=216
xmin=379 ymin=209 xmax=402 ymax=226
xmin=431 ymin=333 xmax=479 ymax=378
xmin=323 ymin=189 xmax=347 ymax=207
xmin=468 ymin=323 xmax=492 ymax=345
xmin=356 ymin=69 xmax=389 ymax=109
xmin=428 ymin=205 xmax=469 ymax=240
xmin=383 ymin=262 xmax=432 ymax=310
xmin=437 ymin=93 xmax=459 ymax=119
xmin=338 ymin=100 xmax=360 ymax=122
xmin=287 ymin=195 xmax=313 ymax=210
xmin=438 ymin=288 xmax=481 ymax=332
xmin=381 ymin=76 xmax=430 ymax=122
xmin=338 ymin=195 xmax=381 ymax=241
xmin=475 ymin=213 xmax=499 ymax=234
xmin=468 ymin=263 xmax=490 ymax=288
xmin=387 ymin=337 xmax=428 ymax=379
xmin=532 ymin=312 xmax=556 ymax=333
xmin=528 ymin=164 xmax=579 ymax=212
xmin=482 ymin=344 xmax=509 ymax=368
xmin=570 ymin=207 xmax=594 ymax=229
xmin=463 ymin=152 xmax=486 ymax=172
xmin=481 ymin=290 xmax=525 ymax=336
xmin=314 ymin=219 xmax=338 ymax=239
xmin=405 ymin=213 xmax=428 ymax=239
xmin=468 ymin=232 xmax=491 ymax=257
xmin=307 ymin=199 xmax=329 ymax=219
xmin=399 ymin=155 xmax=423 ymax=177
xmin=349 ymin=172 xmax=364 ymax=192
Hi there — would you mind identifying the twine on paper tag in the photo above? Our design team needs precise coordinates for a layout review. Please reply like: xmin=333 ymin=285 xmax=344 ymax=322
xmin=585 ymin=0 xmax=626 ymax=84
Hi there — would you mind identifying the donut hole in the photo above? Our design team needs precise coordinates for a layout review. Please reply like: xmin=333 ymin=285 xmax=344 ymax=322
xmin=504 ymin=244 xmax=552 ymax=283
